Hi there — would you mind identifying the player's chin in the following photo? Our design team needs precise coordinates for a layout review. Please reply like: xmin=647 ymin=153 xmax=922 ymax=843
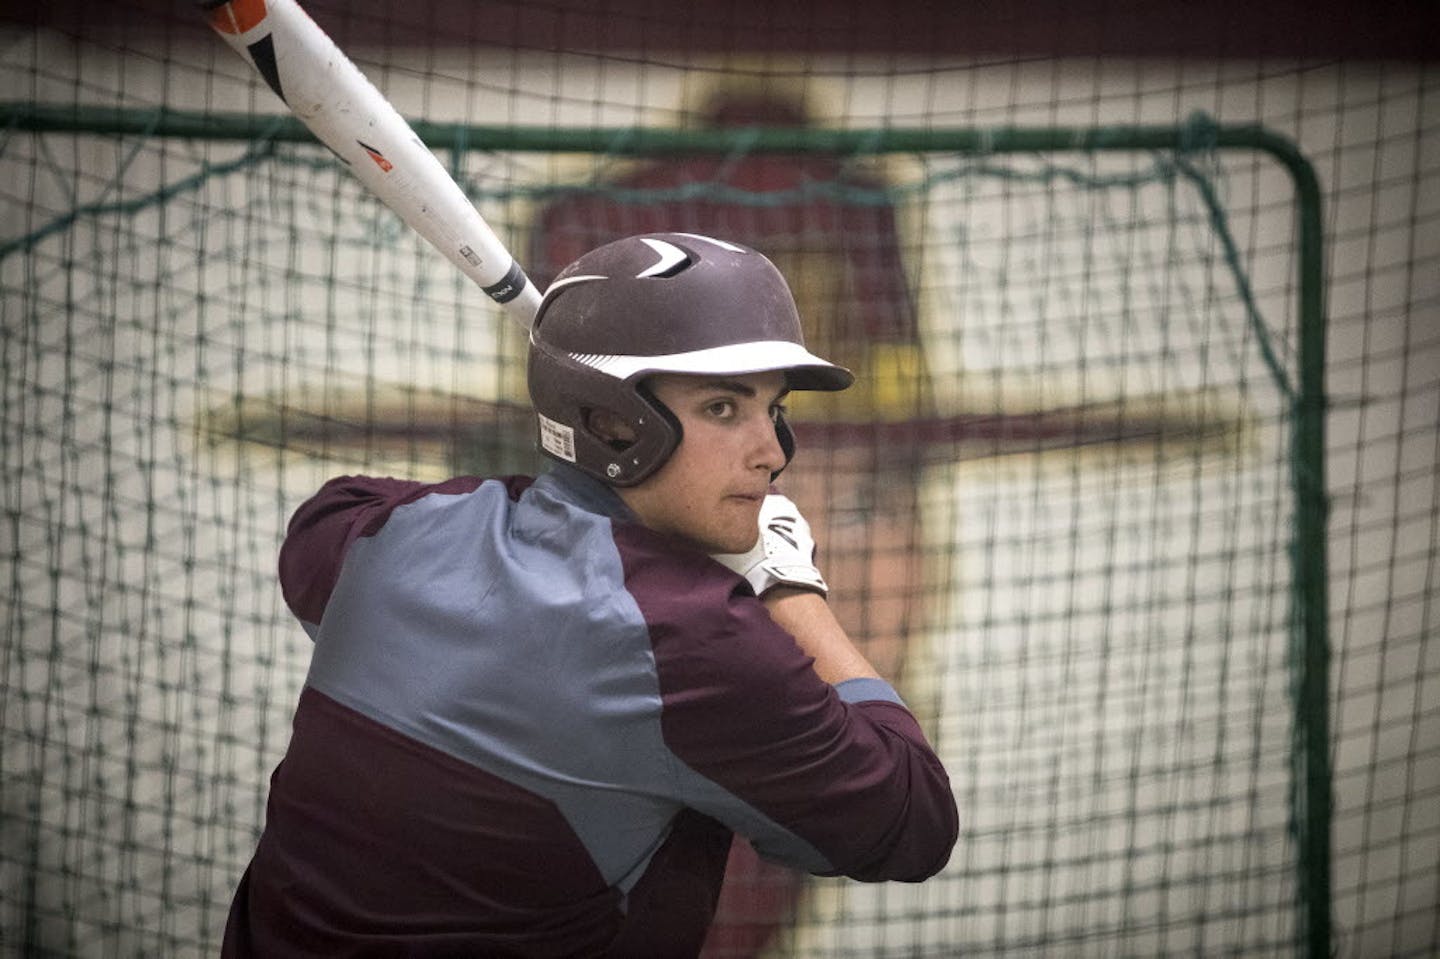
xmin=710 ymin=530 xmax=757 ymax=554
xmin=705 ymin=501 xmax=764 ymax=553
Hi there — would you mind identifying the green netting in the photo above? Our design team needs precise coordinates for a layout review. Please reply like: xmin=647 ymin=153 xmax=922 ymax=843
xmin=3 ymin=22 xmax=1436 ymax=959
xmin=2 ymin=103 xmax=1330 ymax=956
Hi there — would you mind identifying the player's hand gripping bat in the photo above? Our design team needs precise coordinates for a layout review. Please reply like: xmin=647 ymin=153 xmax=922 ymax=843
xmin=711 ymin=493 xmax=829 ymax=598
xmin=196 ymin=0 xmax=542 ymax=328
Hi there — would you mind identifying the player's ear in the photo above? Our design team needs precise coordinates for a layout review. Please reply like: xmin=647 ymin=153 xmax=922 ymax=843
xmin=585 ymin=408 xmax=638 ymax=451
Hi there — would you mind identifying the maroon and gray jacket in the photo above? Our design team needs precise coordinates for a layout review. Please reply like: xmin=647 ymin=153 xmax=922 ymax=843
xmin=223 ymin=465 xmax=958 ymax=957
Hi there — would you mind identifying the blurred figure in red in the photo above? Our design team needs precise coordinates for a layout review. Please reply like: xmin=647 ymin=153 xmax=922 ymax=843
xmin=530 ymin=85 xmax=949 ymax=958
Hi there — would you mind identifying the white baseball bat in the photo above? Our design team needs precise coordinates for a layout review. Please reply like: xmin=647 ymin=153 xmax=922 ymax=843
xmin=197 ymin=0 xmax=542 ymax=328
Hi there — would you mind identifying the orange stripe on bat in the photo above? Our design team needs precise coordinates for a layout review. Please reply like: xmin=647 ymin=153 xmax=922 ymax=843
xmin=358 ymin=141 xmax=394 ymax=172
xmin=209 ymin=0 xmax=269 ymax=35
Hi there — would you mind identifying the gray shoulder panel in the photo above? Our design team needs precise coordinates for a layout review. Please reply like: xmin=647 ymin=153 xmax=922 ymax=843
xmin=304 ymin=477 xmax=674 ymax=888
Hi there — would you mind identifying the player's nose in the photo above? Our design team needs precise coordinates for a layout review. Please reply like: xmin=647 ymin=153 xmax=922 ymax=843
xmin=746 ymin=413 xmax=786 ymax=474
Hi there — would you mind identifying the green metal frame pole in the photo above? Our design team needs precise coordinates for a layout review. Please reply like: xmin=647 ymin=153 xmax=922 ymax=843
xmin=1262 ymin=133 xmax=1333 ymax=959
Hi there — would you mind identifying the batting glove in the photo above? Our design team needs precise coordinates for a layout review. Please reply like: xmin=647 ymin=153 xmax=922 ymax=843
xmin=711 ymin=493 xmax=828 ymax=598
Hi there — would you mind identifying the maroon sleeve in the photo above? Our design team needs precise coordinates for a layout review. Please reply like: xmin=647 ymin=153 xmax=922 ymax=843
xmin=616 ymin=525 xmax=958 ymax=883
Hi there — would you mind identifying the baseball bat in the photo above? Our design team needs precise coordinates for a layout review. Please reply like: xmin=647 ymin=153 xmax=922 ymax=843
xmin=197 ymin=0 xmax=542 ymax=328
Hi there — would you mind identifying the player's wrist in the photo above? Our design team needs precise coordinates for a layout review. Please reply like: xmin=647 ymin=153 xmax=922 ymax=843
xmin=751 ymin=560 xmax=827 ymax=598
xmin=761 ymin=584 xmax=827 ymax=604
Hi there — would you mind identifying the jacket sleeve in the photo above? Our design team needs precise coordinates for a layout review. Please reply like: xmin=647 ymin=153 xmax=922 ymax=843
xmin=621 ymin=532 xmax=959 ymax=883
xmin=280 ymin=473 xmax=533 ymax=632
xmin=278 ymin=475 xmax=430 ymax=631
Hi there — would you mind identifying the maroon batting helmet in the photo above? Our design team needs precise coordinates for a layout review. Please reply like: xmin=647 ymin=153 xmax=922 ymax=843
xmin=526 ymin=232 xmax=853 ymax=485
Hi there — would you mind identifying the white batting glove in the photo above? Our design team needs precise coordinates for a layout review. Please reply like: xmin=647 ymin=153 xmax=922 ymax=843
xmin=711 ymin=493 xmax=828 ymax=598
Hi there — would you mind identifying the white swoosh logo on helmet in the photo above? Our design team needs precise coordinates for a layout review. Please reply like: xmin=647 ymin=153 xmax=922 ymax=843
xmin=636 ymin=238 xmax=689 ymax=278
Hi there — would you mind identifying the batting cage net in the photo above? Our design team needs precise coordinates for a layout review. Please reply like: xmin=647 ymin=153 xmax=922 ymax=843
xmin=2 ymin=5 xmax=1437 ymax=959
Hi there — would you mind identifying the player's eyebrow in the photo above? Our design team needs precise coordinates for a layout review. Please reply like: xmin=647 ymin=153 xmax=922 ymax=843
xmin=699 ymin=378 xmax=757 ymax=397
xmin=693 ymin=379 xmax=790 ymax=404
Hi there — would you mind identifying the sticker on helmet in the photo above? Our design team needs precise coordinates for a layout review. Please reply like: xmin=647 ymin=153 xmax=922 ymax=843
xmin=537 ymin=414 xmax=577 ymax=462
xmin=635 ymin=238 xmax=689 ymax=278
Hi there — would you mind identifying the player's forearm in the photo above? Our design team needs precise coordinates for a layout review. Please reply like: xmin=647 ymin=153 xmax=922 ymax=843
xmin=763 ymin=587 xmax=881 ymax=686
xmin=758 ymin=588 xmax=958 ymax=882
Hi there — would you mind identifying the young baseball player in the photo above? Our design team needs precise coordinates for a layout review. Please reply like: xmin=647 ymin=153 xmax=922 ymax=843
xmin=222 ymin=232 xmax=958 ymax=957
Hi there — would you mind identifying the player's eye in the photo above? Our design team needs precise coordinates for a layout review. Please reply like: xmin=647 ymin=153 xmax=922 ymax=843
xmin=704 ymin=399 xmax=736 ymax=419
xmin=769 ymin=403 xmax=788 ymax=423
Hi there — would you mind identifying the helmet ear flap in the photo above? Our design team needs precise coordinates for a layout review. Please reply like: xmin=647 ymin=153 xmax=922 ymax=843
xmin=528 ymin=344 xmax=682 ymax=486
xmin=771 ymin=410 xmax=797 ymax=481
xmin=580 ymin=395 xmax=678 ymax=486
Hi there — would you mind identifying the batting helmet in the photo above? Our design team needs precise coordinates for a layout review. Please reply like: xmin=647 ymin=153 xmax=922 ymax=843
xmin=526 ymin=232 xmax=853 ymax=486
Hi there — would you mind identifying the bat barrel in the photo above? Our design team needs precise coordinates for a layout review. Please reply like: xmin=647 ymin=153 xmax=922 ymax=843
xmin=199 ymin=0 xmax=540 ymax=329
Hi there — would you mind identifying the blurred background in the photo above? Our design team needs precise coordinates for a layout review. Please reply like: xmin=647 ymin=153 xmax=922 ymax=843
xmin=2 ymin=2 xmax=1436 ymax=956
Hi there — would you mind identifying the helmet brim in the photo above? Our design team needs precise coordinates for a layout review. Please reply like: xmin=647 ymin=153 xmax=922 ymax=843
xmin=567 ymin=339 xmax=853 ymax=392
